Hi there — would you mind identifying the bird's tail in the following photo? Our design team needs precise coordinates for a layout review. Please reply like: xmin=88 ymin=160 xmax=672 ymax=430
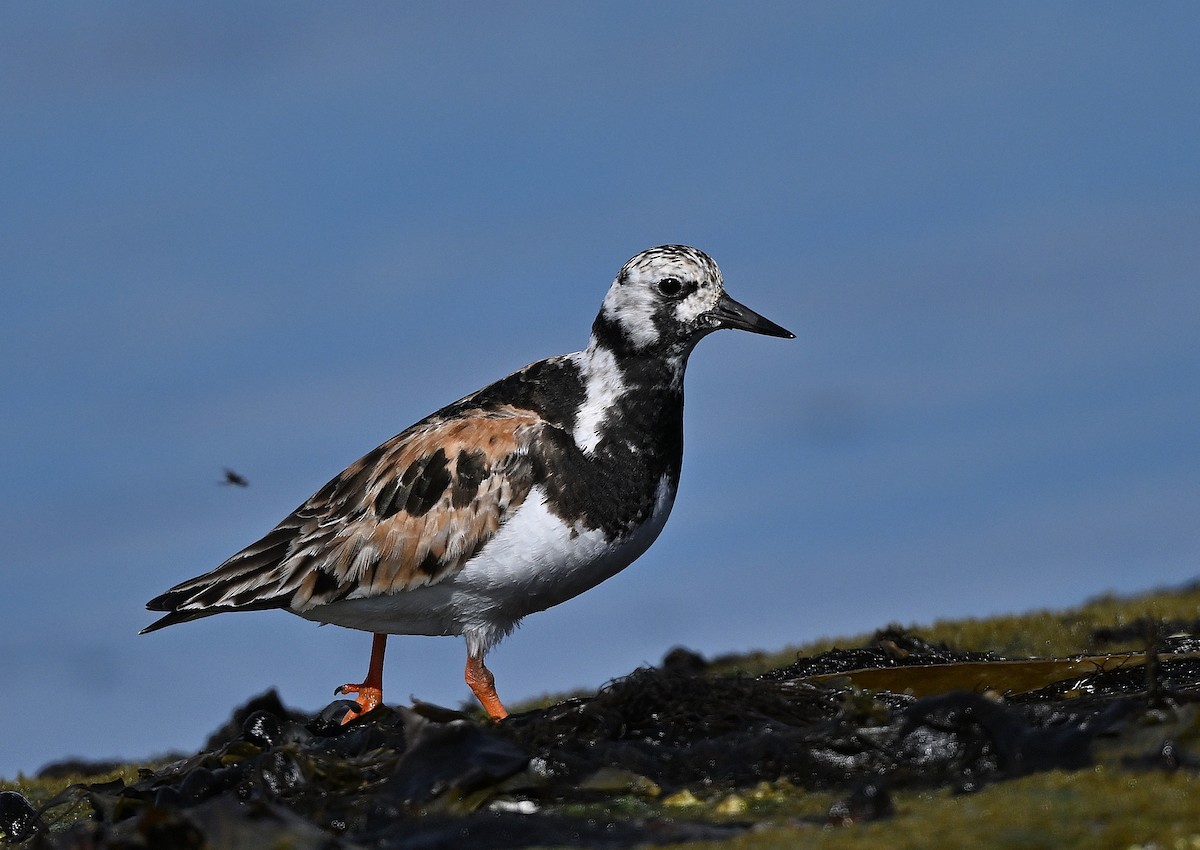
xmin=141 ymin=525 xmax=309 ymax=633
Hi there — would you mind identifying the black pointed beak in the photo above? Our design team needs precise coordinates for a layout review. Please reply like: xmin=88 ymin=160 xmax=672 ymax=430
xmin=706 ymin=292 xmax=795 ymax=338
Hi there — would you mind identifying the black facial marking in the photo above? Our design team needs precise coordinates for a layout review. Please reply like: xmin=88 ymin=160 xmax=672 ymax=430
xmin=452 ymin=449 xmax=488 ymax=508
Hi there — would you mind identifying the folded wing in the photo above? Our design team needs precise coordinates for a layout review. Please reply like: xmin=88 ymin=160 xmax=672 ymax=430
xmin=142 ymin=405 xmax=547 ymax=632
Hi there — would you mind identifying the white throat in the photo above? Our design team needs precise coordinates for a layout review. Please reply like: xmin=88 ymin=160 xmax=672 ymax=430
xmin=571 ymin=338 xmax=627 ymax=454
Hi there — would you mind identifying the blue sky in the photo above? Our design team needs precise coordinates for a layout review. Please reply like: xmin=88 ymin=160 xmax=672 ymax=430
xmin=2 ymin=3 xmax=1198 ymax=777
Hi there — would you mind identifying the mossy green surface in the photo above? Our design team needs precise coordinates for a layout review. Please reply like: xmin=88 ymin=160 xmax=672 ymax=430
xmin=659 ymin=768 xmax=1200 ymax=850
xmin=1 ymin=766 xmax=142 ymax=841
xmin=472 ymin=766 xmax=1200 ymax=850
xmin=702 ymin=582 xmax=1200 ymax=679
xmin=5 ymin=582 xmax=1199 ymax=848
xmin=2 ymin=767 xmax=137 ymax=804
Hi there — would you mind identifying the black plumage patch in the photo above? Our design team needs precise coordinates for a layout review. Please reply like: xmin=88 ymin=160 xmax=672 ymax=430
xmin=194 ymin=585 xmax=227 ymax=608
xmin=451 ymin=355 xmax=585 ymax=435
xmin=417 ymin=550 xmax=443 ymax=576
xmin=452 ymin=449 xmax=489 ymax=508
xmin=376 ymin=448 xmax=452 ymax=519
xmin=374 ymin=477 xmax=405 ymax=520
xmin=403 ymin=448 xmax=451 ymax=515
xmin=528 ymin=353 xmax=685 ymax=539
xmin=231 ymin=584 xmax=278 ymax=607
xmin=309 ymin=569 xmax=341 ymax=599
xmin=589 ymin=311 xmax=634 ymax=358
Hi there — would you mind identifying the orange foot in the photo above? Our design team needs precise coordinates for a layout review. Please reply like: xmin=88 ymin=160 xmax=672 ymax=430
xmin=465 ymin=652 xmax=509 ymax=720
xmin=335 ymin=682 xmax=383 ymax=724
xmin=336 ymin=633 xmax=388 ymax=725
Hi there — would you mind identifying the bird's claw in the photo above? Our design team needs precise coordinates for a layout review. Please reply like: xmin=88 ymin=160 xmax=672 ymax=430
xmin=335 ymin=682 xmax=383 ymax=723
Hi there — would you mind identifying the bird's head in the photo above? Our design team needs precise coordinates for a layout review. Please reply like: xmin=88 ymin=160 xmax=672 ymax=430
xmin=593 ymin=245 xmax=794 ymax=357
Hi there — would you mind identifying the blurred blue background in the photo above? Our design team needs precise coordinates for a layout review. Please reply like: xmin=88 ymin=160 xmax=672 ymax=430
xmin=2 ymin=3 xmax=1198 ymax=778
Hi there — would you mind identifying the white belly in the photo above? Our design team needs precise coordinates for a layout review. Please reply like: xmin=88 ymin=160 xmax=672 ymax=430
xmin=296 ymin=476 xmax=677 ymax=655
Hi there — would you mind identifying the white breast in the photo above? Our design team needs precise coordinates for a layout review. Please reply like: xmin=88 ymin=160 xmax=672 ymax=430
xmin=451 ymin=476 xmax=676 ymax=654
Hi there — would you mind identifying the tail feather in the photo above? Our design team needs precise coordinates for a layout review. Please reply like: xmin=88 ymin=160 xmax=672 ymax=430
xmin=140 ymin=606 xmax=223 ymax=634
xmin=141 ymin=523 xmax=318 ymax=633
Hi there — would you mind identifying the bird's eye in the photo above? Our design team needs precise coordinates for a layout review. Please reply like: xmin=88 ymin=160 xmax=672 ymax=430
xmin=657 ymin=277 xmax=684 ymax=298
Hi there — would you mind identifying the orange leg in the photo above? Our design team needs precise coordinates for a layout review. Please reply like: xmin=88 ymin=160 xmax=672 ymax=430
xmin=465 ymin=652 xmax=508 ymax=720
xmin=336 ymin=633 xmax=388 ymax=724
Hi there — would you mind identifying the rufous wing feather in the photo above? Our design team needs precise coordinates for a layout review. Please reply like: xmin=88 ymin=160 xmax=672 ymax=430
xmin=142 ymin=406 xmax=547 ymax=632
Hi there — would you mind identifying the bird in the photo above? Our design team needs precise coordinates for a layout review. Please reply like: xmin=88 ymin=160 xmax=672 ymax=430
xmin=220 ymin=468 xmax=249 ymax=487
xmin=143 ymin=245 xmax=793 ymax=722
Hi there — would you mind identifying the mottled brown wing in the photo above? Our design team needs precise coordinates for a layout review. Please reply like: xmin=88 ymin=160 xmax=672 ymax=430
xmin=143 ymin=405 xmax=546 ymax=630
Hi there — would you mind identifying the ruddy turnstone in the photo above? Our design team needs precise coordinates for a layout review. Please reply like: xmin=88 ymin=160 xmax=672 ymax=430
xmin=143 ymin=245 xmax=793 ymax=722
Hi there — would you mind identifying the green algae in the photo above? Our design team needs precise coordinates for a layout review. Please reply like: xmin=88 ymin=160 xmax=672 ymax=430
xmin=1 ymin=765 xmax=148 ymax=839
xmin=497 ymin=768 xmax=1200 ymax=850
xmin=665 ymin=768 xmax=1200 ymax=850
xmin=704 ymin=582 xmax=1200 ymax=680
xmin=2 ymin=765 xmax=144 ymax=810
xmin=7 ymin=582 xmax=1200 ymax=848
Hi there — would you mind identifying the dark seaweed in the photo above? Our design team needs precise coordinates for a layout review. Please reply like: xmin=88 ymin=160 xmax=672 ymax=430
xmin=23 ymin=629 xmax=1200 ymax=849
